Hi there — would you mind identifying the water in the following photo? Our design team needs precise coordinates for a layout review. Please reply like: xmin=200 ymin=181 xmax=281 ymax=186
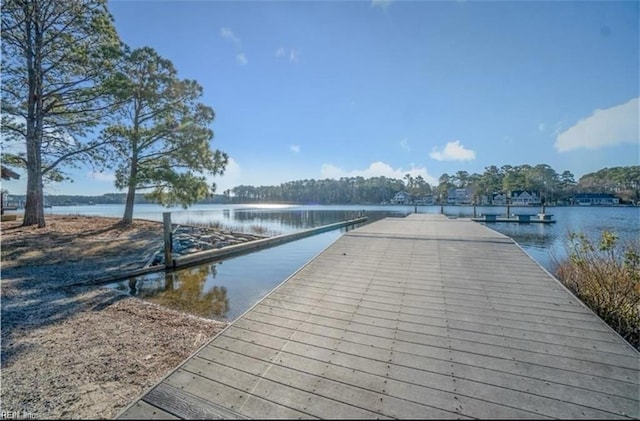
xmin=108 ymin=229 xmax=345 ymax=321
xmin=46 ymin=203 xmax=639 ymax=321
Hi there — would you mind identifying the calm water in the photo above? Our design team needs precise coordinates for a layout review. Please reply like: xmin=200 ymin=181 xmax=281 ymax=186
xmin=47 ymin=203 xmax=639 ymax=321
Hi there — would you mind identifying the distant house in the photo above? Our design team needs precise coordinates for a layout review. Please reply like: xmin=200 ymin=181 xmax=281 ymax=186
xmin=491 ymin=193 xmax=507 ymax=205
xmin=510 ymin=190 xmax=539 ymax=206
xmin=414 ymin=195 xmax=435 ymax=205
xmin=447 ymin=188 xmax=472 ymax=205
xmin=391 ymin=191 xmax=411 ymax=205
xmin=573 ymin=193 xmax=620 ymax=206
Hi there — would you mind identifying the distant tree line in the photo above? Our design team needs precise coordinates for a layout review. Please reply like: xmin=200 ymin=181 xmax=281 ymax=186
xmin=6 ymin=164 xmax=637 ymax=207
xmin=223 ymin=165 xmax=640 ymax=205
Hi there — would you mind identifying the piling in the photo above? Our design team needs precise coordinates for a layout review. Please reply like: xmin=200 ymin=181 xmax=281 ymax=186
xmin=163 ymin=212 xmax=173 ymax=268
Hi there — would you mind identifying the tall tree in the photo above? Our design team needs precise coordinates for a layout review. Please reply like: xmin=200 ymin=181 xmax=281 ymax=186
xmin=436 ymin=173 xmax=454 ymax=203
xmin=104 ymin=46 xmax=228 ymax=225
xmin=1 ymin=0 xmax=121 ymax=227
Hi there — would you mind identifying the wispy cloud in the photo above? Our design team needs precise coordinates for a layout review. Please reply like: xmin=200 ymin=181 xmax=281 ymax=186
xmin=221 ymin=27 xmax=247 ymax=65
xmin=371 ymin=0 xmax=394 ymax=10
xmin=236 ymin=53 xmax=248 ymax=65
xmin=87 ymin=171 xmax=115 ymax=182
xmin=400 ymin=138 xmax=410 ymax=152
xmin=321 ymin=161 xmax=438 ymax=185
xmin=429 ymin=140 xmax=476 ymax=161
xmin=290 ymin=145 xmax=300 ymax=153
xmin=554 ymin=97 xmax=639 ymax=152
xmin=220 ymin=27 xmax=242 ymax=49
xmin=276 ymin=47 xmax=300 ymax=63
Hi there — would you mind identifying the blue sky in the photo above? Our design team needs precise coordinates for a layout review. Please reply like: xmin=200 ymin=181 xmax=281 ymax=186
xmin=5 ymin=0 xmax=640 ymax=196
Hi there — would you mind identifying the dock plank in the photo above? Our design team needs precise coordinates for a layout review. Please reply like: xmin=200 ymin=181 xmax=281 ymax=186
xmin=118 ymin=214 xmax=639 ymax=419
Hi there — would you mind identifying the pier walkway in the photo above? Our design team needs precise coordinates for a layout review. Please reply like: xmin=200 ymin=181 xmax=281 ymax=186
xmin=119 ymin=214 xmax=639 ymax=419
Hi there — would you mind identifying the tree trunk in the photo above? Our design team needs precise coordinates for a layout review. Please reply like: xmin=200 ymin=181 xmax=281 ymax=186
xmin=22 ymin=3 xmax=46 ymax=228
xmin=23 ymin=147 xmax=45 ymax=228
xmin=121 ymin=160 xmax=137 ymax=225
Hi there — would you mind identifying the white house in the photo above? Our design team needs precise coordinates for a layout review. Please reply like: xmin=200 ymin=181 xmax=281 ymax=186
xmin=510 ymin=190 xmax=539 ymax=205
xmin=391 ymin=191 xmax=411 ymax=205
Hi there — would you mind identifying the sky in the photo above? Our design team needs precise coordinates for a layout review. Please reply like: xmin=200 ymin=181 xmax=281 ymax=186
xmin=4 ymin=0 xmax=640 ymax=196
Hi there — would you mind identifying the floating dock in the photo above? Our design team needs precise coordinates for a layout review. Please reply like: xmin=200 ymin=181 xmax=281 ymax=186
xmin=472 ymin=212 xmax=556 ymax=224
xmin=118 ymin=214 xmax=638 ymax=419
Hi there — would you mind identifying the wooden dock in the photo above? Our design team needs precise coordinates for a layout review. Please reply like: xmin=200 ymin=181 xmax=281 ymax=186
xmin=118 ymin=214 xmax=639 ymax=419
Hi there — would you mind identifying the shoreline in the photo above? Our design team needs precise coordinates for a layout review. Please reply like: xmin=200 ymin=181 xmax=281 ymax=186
xmin=0 ymin=215 xmax=261 ymax=419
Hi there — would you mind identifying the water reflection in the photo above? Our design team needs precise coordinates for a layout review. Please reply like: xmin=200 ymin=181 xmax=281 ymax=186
xmin=107 ymin=229 xmax=347 ymax=321
xmin=118 ymin=264 xmax=230 ymax=319
xmin=168 ymin=208 xmax=406 ymax=234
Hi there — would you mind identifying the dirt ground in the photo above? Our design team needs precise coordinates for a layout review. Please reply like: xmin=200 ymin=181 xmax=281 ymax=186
xmin=1 ymin=215 xmax=230 ymax=419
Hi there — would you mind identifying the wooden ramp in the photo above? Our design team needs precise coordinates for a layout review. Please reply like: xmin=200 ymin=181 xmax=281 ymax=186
xmin=118 ymin=214 xmax=639 ymax=419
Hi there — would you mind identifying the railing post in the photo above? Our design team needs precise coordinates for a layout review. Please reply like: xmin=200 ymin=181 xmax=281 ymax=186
xmin=163 ymin=212 xmax=173 ymax=268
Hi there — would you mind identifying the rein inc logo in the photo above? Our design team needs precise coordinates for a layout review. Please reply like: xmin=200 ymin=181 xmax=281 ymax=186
xmin=1 ymin=410 xmax=36 ymax=420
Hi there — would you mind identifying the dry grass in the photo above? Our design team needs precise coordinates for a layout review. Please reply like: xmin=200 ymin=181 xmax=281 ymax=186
xmin=554 ymin=231 xmax=640 ymax=350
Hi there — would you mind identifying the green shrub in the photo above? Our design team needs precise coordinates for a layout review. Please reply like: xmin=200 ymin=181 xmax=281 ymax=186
xmin=554 ymin=231 xmax=640 ymax=350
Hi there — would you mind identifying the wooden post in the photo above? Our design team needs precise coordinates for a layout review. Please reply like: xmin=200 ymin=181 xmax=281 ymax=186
xmin=163 ymin=212 xmax=173 ymax=268
xmin=506 ymin=204 xmax=510 ymax=218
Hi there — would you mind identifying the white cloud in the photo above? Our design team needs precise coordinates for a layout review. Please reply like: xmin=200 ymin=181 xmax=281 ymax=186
xmin=429 ymin=140 xmax=476 ymax=161
xmin=554 ymin=98 xmax=640 ymax=152
xmin=320 ymin=161 xmax=438 ymax=185
xmin=220 ymin=27 xmax=242 ymax=48
xmin=221 ymin=27 xmax=247 ymax=65
xmin=290 ymin=145 xmax=300 ymax=153
xmin=371 ymin=0 xmax=394 ymax=10
xmin=236 ymin=53 xmax=248 ymax=65
xmin=276 ymin=47 xmax=300 ymax=63
xmin=87 ymin=171 xmax=115 ymax=182
xmin=400 ymin=138 xmax=410 ymax=152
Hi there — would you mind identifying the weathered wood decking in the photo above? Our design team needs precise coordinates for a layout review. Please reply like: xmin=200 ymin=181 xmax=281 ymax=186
xmin=118 ymin=214 xmax=639 ymax=419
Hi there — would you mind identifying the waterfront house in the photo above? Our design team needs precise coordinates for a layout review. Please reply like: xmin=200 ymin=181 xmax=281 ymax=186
xmin=414 ymin=195 xmax=435 ymax=205
xmin=510 ymin=190 xmax=539 ymax=206
xmin=447 ymin=188 xmax=473 ymax=205
xmin=491 ymin=193 xmax=507 ymax=205
xmin=391 ymin=191 xmax=411 ymax=205
xmin=573 ymin=193 xmax=620 ymax=206
xmin=510 ymin=190 xmax=539 ymax=205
